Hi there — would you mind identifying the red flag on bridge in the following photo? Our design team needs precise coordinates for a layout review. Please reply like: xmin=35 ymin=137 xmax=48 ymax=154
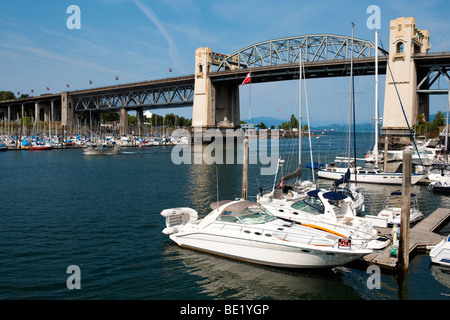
xmin=242 ymin=72 xmax=251 ymax=86
xmin=66 ymin=84 xmax=70 ymax=88
xmin=169 ymin=67 xmax=172 ymax=72
xmin=115 ymin=76 xmax=119 ymax=81
xmin=89 ymin=80 xmax=93 ymax=84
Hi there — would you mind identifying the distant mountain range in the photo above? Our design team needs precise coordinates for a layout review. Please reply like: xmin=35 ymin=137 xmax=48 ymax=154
xmin=244 ymin=116 xmax=374 ymax=132
xmin=245 ymin=112 xmax=447 ymax=132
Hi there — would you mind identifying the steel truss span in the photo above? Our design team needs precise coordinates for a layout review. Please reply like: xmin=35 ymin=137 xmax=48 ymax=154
xmin=216 ymin=34 xmax=388 ymax=71
xmin=72 ymin=80 xmax=194 ymax=112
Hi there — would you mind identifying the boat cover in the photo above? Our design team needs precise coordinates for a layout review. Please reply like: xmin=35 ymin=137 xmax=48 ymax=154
xmin=332 ymin=169 xmax=351 ymax=187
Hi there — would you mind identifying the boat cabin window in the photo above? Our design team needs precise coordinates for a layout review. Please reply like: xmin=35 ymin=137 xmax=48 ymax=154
xmin=217 ymin=203 xmax=277 ymax=224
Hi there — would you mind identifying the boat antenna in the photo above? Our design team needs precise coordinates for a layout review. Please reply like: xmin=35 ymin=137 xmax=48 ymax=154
xmin=216 ymin=166 xmax=219 ymax=203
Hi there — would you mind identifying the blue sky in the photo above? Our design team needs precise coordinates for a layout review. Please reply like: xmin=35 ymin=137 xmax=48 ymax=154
xmin=0 ymin=0 xmax=448 ymax=125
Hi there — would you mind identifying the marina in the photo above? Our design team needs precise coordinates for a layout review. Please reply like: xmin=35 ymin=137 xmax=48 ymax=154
xmin=0 ymin=1 xmax=450 ymax=302
xmin=1 ymin=133 xmax=450 ymax=300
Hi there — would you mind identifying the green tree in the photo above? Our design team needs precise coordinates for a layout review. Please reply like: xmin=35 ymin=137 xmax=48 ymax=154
xmin=260 ymin=122 xmax=267 ymax=129
xmin=0 ymin=91 xmax=15 ymax=101
xmin=433 ymin=111 xmax=445 ymax=126
xmin=102 ymin=111 xmax=120 ymax=123
xmin=280 ymin=121 xmax=290 ymax=130
xmin=290 ymin=114 xmax=299 ymax=130
xmin=165 ymin=113 xmax=176 ymax=127
xmin=414 ymin=112 xmax=441 ymax=138
xmin=128 ymin=115 xmax=137 ymax=125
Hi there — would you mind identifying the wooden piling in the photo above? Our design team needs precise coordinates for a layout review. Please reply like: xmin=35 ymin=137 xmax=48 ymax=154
xmin=399 ymin=148 xmax=412 ymax=272
xmin=383 ymin=135 xmax=388 ymax=171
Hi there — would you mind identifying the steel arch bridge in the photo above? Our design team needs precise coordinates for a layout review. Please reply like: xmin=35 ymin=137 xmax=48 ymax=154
xmin=215 ymin=34 xmax=388 ymax=71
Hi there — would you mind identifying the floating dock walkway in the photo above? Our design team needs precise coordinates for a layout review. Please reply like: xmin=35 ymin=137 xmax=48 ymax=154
xmin=363 ymin=208 xmax=450 ymax=269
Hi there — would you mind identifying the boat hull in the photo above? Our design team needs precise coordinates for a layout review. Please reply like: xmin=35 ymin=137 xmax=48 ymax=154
xmin=169 ymin=227 xmax=370 ymax=269
xmin=317 ymin=169 xmax=424 ymax=185
xmin=27 ymin=146 xmax=53 ymax=151
xmin=430 ymin=236 xmax=450 ymax=267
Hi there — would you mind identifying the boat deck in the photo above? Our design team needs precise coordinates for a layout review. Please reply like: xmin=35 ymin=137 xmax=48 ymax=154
xmin=362 ymin=208 xmax=450 ymax=269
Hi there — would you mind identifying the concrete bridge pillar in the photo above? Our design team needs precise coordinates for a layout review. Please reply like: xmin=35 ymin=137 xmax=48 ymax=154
xmin=215 ymin=83 xmax=239 ymax=128
xmin=382 ymin=17 xmax=430 ymax=135
xmin=119 ymin=107 xmax=128 ymax=136
xmin=192 ymin=47 xmax=240 ymax=129
xmin=34 ymin=102 xmax=39 ymax=123
xmin=136 ymin=108 xmax=144 ymax=134
xmin=61 ymin=92 xmax=75 ymax=131
xmin=192 ymin=47 xmax=215 ymax=128
xmin=50 ymin=100 xmax=54 ymax=122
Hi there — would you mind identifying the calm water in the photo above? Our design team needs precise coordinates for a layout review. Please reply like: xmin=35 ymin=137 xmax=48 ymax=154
xmin=1 ymin=132 xmax=450 ymax=300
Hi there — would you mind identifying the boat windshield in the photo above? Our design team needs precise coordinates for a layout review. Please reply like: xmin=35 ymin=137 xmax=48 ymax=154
xmin=217 ymin=202 xmax=277 ymax=224
xmin=383 ymin=193 xmax=418 ymax=209
xmin=291 ymin=198 xmax=323 ymax=215
xmin=292 ymin=193 xmax=341 ymax=215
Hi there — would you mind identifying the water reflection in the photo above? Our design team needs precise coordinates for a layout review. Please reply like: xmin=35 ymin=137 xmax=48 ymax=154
xmin=430 ymin=264 xmax=450 ymax=290
xmin=163 ymin=244 xmax=362 ymax=300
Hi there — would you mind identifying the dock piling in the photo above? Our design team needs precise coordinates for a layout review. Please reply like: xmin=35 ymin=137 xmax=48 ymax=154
xmin=399 ymin=148 xmax=412 ymax=272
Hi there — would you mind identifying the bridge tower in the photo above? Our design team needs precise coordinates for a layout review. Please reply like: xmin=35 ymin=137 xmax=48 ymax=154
xmin=382 ymin=17 xmax=430 ymax=136
xmin=192 ymin=47 xmax=239 ymax=129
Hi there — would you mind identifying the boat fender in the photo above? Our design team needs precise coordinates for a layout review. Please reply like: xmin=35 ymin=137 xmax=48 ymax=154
xmin=162 ymin=227 xmax=177 ymax=235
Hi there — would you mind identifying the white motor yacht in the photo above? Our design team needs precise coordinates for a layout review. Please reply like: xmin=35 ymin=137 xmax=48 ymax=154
xmin=161 ymin=200 xmax=372 ymax=269
xmin=376 ymin=191 xmax=424 ymax=226
xmin=429 ymin=176 xmax=450 ymax=193
xmin=429 ymin=235 xmax=450 ymax=267
xmin=83 ymin=144 xmax=118 ymax=155
xmin=427 ymin=163 xmax=450 ymax=181
xmin=261 ymin=190 xmax=389 ymax=250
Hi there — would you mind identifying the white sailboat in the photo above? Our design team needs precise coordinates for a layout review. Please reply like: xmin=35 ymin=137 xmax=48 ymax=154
xmin=318 ymin=28 xmax=425 ymax=185
xmin=161 ymin=199 xmax=372 ymax=268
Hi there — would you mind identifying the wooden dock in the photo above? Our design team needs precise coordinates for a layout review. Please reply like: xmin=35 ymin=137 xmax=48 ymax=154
xmin=363 ymin=208 xmax=450 ymax=270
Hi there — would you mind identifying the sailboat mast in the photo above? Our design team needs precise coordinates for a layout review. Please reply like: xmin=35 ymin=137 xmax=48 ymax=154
xmin=374 ymin=30 xmax=379 ymax=168
xmin=350 ymin=23 xmax=357 ymax=183
xmin=446 ymin=82 xmax=449 ymax=154
xmin=299 ymin=51 xmax=302 ymax=168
